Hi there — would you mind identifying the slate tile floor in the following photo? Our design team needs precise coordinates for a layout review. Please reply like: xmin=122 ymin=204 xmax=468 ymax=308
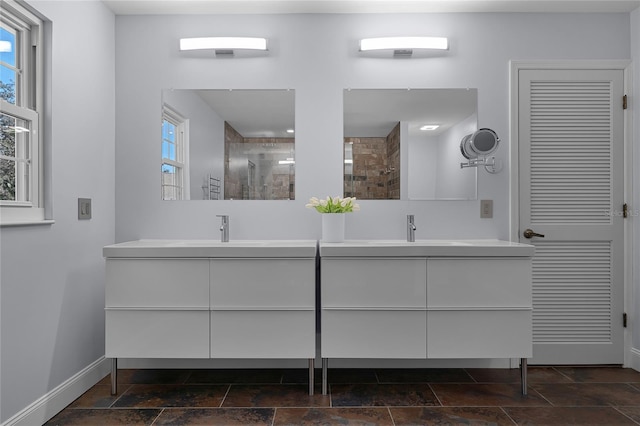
xmin=45 ymin=366 xmax=640 ymax=425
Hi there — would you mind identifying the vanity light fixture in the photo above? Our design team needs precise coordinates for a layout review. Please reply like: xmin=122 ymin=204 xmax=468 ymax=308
xmin=359 ymin=36 xmax=448 ymax=57
xmin=179 ymin=37 xmax=268 ymax=56
xmin=286 ymin=129 xmax=295 ymax=134
xmin=279 ymin=158 xmax=295 ymax=165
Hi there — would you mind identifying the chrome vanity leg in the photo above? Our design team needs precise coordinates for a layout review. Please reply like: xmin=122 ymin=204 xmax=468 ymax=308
xmin=111 ymin=358 xmax=117 ymax=395
xmin=308 ymin=358 xmax=315 ymax=395
xmin=322 ymin=358 xmax=328 ymax=395
xmin=521 ymin=358 xmax=528 ymax=396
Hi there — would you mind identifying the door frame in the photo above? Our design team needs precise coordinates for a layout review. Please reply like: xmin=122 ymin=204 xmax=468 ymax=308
xmin=508 ymin=60 xmax=634 ymax=368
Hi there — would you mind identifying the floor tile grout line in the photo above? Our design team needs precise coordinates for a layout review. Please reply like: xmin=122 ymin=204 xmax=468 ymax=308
xmin=498 ymin=406 xmax=520 ymax=425
xmin=386 ymin=406 xmax=397 ymax=426
xmin=461 ymin=368 xmax=480 ymax=383
xmin=149 ymin=407 xmax=164 ymax=426
xmin=524 ymin=383 xmax=556 ymax=407
xmin=218 ymin=383 xmax=232 ymax=407
xmin=612 ymin=406 xmax=640 ymax=425
xmin=107 ymin=383 xmax=134 ymax=409
xmin=550 ymin=366 xmax=577 ymax=383
xmin=427 ymin=383 xmax=444 ymax=407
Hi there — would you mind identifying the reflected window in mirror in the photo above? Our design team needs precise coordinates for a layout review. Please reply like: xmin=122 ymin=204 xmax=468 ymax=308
xmin=161 ymin=105 xmax=188 ymax=200
xmin=161 ymin=89 xmax=295 ymax=200
xmin=344 ymin=88 xmax=478 ymax=201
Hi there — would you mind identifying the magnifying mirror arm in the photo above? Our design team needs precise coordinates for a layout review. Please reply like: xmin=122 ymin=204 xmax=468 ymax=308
xmin=460 ymin=156 xmax=496 ymax=169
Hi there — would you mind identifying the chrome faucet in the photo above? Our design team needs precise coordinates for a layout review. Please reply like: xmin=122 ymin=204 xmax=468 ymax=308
xmin=407 ymin=215 xmax=416 ymax=242
xmin=217 ymin=215 xmax=229 ymax=242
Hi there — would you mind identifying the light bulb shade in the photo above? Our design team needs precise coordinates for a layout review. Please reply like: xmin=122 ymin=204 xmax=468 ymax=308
xmin=180 ymin=37 xmax=268 ymax=51
xmin=360 ymin=36 xmax=448 ymax=52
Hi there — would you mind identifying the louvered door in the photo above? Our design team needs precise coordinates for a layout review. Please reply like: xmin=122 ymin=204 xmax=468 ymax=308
xmin=518 ymin=69 xmax=624 ymax=364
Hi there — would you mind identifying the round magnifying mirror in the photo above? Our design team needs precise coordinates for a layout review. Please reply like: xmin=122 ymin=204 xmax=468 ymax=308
xmin=460 ymin=134 xmax=474 ymax=159
xmin=469 ymin=128 xmax=500 ymax=157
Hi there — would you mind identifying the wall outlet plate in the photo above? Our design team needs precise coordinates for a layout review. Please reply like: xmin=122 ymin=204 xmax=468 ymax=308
xmin=480 ymin=199 xmax=493 ymax=218
xmin=78 ymin=198 xmax=92 ymax=220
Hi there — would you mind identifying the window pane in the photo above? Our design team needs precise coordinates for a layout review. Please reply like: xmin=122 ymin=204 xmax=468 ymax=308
xmin=1 ymin=112 xmax=16 ymax=157
xmin=0 ymin=158 xmax=16 ymax=200
xmin=162 ymin=164 xmax=178 ymax=200
xmin=162 ymin=120 xmax=175 ymax=142
xmin=1 ymin=112 xmax=32 ymax=202
xmin=162 ymin=140 xmax=169 ymax=158
xmin=0 ymin=26 xmax=17 ymax=104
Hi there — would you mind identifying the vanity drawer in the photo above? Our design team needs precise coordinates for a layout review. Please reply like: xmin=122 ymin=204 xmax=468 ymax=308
xmin=427 ymin=258 xmax=531 ymax=308
xmin=322 ymin=258 xmax=427 ymax=308
xmin=106 ymin=259 xmax=209 ymax=308
xmin=105 ymin=309 xmax=210 ymax=358
xmin=322 ymin=310 xmax=427 ymax=358
xmin=210 ymin=259 xmax=315 ymax=308
xmin=427 ymin=310 xmax=532 ymax=358
xmin=210 ymin=310 xmax=315 ymax=358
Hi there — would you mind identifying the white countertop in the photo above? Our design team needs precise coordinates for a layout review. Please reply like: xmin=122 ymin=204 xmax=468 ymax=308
xmin=319 ymin=239 xmax=535 ymax=257
xmin=103 ymin=239 xmax=318 ymax=258
xmin=104 ymin=239 xmax=534 ymax=258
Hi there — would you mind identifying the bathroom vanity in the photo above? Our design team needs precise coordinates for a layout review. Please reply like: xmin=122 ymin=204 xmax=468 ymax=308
xmin=103 ymin=239 xmax=318 ymax=395
xmin=319 ymin=239 xmax=535 ymax=395
xmin=104 ymin=238 xmax=534 ymax=397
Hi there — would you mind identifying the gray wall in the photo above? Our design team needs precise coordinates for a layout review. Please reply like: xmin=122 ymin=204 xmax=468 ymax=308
xmin=0 ymin=1 xmax=115 ymax=422
xmin=115 ymin=13 xmax=630 ymax=243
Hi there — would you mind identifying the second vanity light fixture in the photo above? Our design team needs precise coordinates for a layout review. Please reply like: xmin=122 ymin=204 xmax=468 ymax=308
xmin=359 ymin=36 xmax=448 ymax=58
xmin=179 ymin=37 xmax=268 ymax=57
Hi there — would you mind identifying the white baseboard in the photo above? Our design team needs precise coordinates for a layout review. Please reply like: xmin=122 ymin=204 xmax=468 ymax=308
xmin=1 ymin=357 xmax=111 ymax=426
xmin=630 ymin=347 xmax=640 ymax=372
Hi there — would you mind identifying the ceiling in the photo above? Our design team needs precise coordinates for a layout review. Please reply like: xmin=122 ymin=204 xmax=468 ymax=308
xmin=103 ymin=0 xmax=640 ymax=15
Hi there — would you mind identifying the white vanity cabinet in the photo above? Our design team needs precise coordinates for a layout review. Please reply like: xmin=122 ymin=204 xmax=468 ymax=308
xmin=319 ymin=240 xmax=534 ymax=395
xmin=103 ymin=239 xmax=318 ymax=395
xmin=210 ymin=258 xmax=316 ymax=358
xmin=321 ymin=258 xmax=427 ymax=359
xmin=426 ymin=258 xmax=532 ymax=358
xmin=105 ymin=259 xmax=210 ymax=359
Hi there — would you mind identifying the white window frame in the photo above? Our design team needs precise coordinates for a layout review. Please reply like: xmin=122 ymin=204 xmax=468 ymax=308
xmin=161 ymin=105 xmax=189 ymax=200
xmin=0 ymin=0 xmax=45 ymax=226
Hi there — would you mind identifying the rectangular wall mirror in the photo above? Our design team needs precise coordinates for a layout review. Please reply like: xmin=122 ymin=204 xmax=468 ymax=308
xmin=161 ymin=89 xmax=295 ymax=200
xmin=343 ymin=88 xmax=478 ymax=200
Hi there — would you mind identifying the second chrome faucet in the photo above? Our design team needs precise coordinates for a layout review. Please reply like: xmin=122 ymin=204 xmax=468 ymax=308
xmin=217 ymin=215 xmax=229 ymax=242
xmin=407 ymin=214 xmax=416 ymax=242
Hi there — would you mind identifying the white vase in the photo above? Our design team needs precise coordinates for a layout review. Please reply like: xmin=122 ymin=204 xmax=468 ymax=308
xmin=322 ymin=213 xmax=345 ymax=243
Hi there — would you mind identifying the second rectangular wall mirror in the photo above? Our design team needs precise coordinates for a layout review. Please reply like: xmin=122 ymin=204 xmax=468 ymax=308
xmin=161 ymin=89 xmax=295 ymax=201
xmin=343 ymin=88 xmax=478 ymax=200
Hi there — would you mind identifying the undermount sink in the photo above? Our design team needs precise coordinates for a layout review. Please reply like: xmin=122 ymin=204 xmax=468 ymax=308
xmin=320 ymin=239 xmax=535 ymax=257
xmin=364 ymin=240 xmax=473 ymax=246
xmin=164 ymin=240 xmax=269 ymax=247
xmin=103 ymin=239 xmax=318 ymax=258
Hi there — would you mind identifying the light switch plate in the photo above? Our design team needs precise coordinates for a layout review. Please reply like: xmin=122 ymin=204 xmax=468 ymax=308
xmin=78 ymin=198 xmax=92 ymax=220
xmin=480 ymin=199 xmax=493 ymax=218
